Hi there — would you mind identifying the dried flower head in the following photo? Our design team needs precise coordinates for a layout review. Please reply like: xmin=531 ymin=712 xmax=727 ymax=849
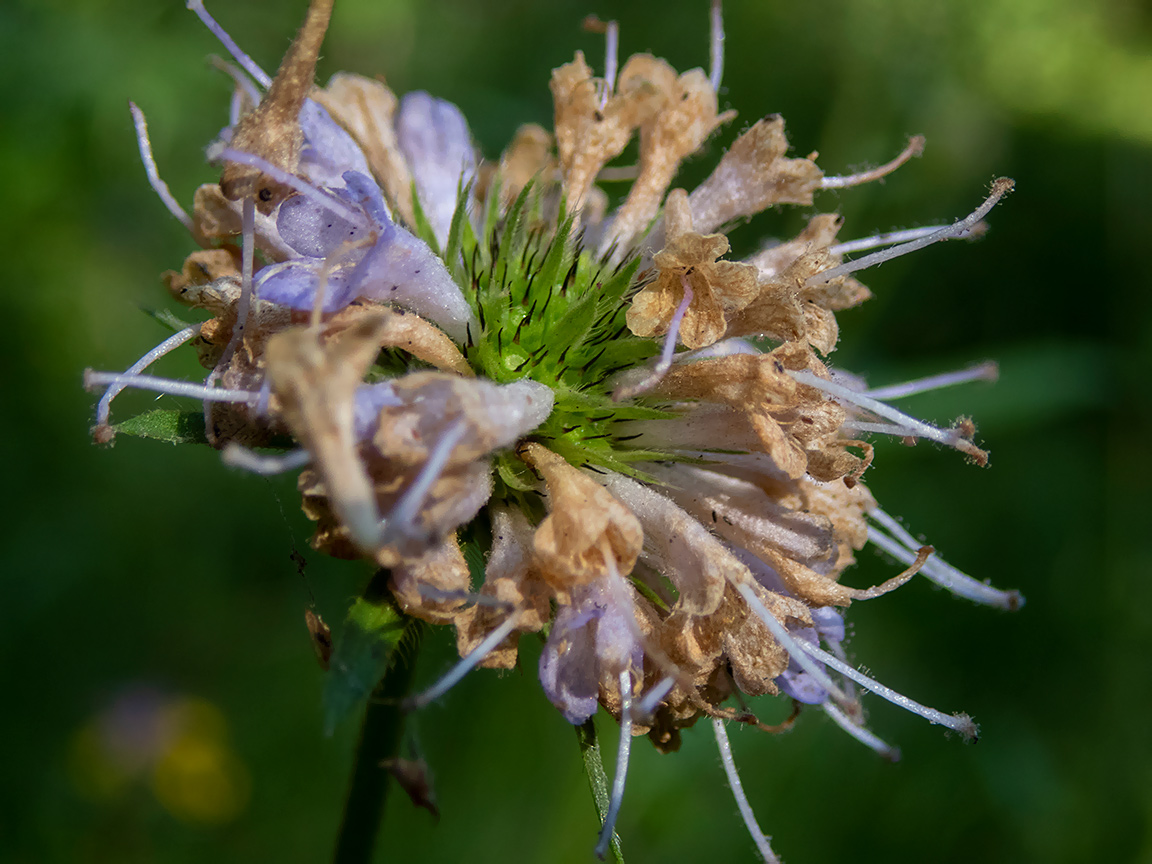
xmin=86 ymin=1 xmax=1022 ymax=860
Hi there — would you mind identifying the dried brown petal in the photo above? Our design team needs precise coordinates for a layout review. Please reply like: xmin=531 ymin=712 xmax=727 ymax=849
xmin=496 ymin=124 xmax=556 ymax=207
xmin=453 ymin=506 xmax=551 ymax=670
xmin=191 ymin=184 xmax=293 ymax=261
xmin=688 ymin=115 xmax=823 ymax=234
xmin=603 ymin=472 xmax=735 ymax=617
xmin=626 ymin=190 xmax=759 ymax=350
xmin=604 ymin=65 xmax=736 ymax=253
xmin=390 ymin=536 xmax=471 ymax=624
xmin=163 ymin=249 xmax=241 ymax=303
xmin=724 ymin=580 xmax=808 ymax=696
xmin=551 ymin=52 xmax=656 ymax=210
xmin=325 ymin=305 xmax=473 ymax=377
xmin=520 ymin=443 xmax=643 ymax=588
xmin=268 ymin=314 xmax=391 ymax=552
xmin=219 ymin=0 xmax=333 ymax=211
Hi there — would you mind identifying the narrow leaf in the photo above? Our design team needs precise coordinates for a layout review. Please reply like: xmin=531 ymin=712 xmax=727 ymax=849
xmin=324 ymin=590 xmax=412 ymax=735
xmin=114 ymin=409 xmax=209 ymax=445
xmin=576 ymin=719 xmax=626 ymax=864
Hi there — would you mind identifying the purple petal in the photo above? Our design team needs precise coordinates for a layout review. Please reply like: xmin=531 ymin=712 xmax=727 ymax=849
xmin=778 ymin=670 xmax=830 ymax=704
xmin=255 ymin=259 xmax=357 ymax=313
xmin=347 ymin=225 xmax=475 ymax=342
xmin=811 ymin=606 xmax=845 ymax=645
xmin=396 ymin=91 xmax=476 ymax=247
xmin=539 ymin=603 xmax=601 ymax=725
xmin=277 ymin=192 xmax=374 ymax=259
xmin=353 ymin=382 xmax=404 ymax=441
xmin=299 ymin=99 xmax=373 ymax=188
xmin=340 ymin=170 xmax=392 ymax=227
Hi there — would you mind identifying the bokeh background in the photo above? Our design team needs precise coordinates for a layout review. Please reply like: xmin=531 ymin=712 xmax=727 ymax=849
xmin=2 ymin=0 xmax=1149 ymax=861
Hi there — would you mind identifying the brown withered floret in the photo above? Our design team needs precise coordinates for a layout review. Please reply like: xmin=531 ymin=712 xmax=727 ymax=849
xmin=453 ymin=506 xmax=551 ymax=670
xmin=732 ymin=214 xmax=872 ymax=355
xmin=626 ymin=189 xmax=759 ymax=349
xmin=602 ymin=59 xmax=736 ymax=254
xmin=687 ymin=115 xmax=823 ymax=234
xmin=494 ymin=124 xmax=556 ymax=208
xmin=518 ymin=442 xmax=643 ymax=589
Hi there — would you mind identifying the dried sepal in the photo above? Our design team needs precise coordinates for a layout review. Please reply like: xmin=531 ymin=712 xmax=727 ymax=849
xmin=219 ymin=0 xmax=333 ymax=211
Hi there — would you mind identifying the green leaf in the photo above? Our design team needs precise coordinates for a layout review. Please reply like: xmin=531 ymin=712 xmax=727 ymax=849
xmin=323 ymin=590 xmax=412 ymax=735
xmin=114 ymin=409 xmax=208 ymax=445
xmin=576 ymin=719 xmax=626 ymax=864
xmin=408 ymin=180 xmax=440 ymax=256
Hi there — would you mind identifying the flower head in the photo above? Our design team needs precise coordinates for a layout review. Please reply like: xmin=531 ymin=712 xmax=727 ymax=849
xmin=87 ymin=1 xmax=1022 ymax=859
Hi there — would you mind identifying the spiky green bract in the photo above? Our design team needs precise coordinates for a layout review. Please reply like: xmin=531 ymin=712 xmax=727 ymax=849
xmin=419 ymin=183 xmax=681 ymax=495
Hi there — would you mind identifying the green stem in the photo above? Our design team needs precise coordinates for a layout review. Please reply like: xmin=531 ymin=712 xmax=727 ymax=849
xmin=576 ymin=718 xmax=626 ymax=864
xmin=332 ymin=598 xmax=422 ymax=864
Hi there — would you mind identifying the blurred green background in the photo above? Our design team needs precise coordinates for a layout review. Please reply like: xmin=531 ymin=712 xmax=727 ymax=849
xmin=2 ymin=0 xmax=1148 ymax=861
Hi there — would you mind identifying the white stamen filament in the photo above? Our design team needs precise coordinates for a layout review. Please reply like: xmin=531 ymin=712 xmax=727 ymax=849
xmin=798 ymin=641 xmax=979 ymax=739
xmin=129 ymin=103 xmax=195 ymax=233
xmin=820 ymin=135 xmax=925 ymax=189
xmin=864 ymin=362 xmax=999 ymax=401
xmin=405 ymin=613 xmax=521 ymax=711
xmin=186 ymin=0 xmax=273 ymax=88
xmin=822 ymin=702 xmax=901 ymax=762
xmin=229 ymin=87 xmax=244 ymax=128
xmin=604 ymin=19 xmax=619 ymax=103
xmin=807 ymin=178 xmax=1014 ymax=286
xmin=791 ymin=369 xmax=979 ymax=455
xmin=219 ymin=147 xmax=366 ymax=226
xmin=709 ymin=0 xmax=725 ymax=93
xmin=868 ymin=511 xmax=1022 ymax=610
xmin=84 ymin=371 xmax=258 ymax=404
xmin=380 ymin=420 xmax=468 ymax=546
xmin=712 ymin=718 xmax=781 ymax=864
xmin=204 ymin=195 xmax=257 ymax=430
xmin=840 ymin=420 xmax=923 ymax=438
xmin=94 ymin=326 xmax=198 ymax=428
xmin=595 ymin=669 xmax=634 ymax=860
xmin=207 ymin=55 xmax=263 ymax=122
xmin=829 ymin=223 xmax=979 ymax=257
xmin=731 ymin=579 xmax=854 ymax=710
xmin=221 ymin=443 xmax=311 ymax=475
xmin=239 ymin=194 xmax=256 ymax=335
xmin=254 ymin=378 xmax=273 ymax=416
xmin=633 ymin=675 xmax=675 ymax=722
